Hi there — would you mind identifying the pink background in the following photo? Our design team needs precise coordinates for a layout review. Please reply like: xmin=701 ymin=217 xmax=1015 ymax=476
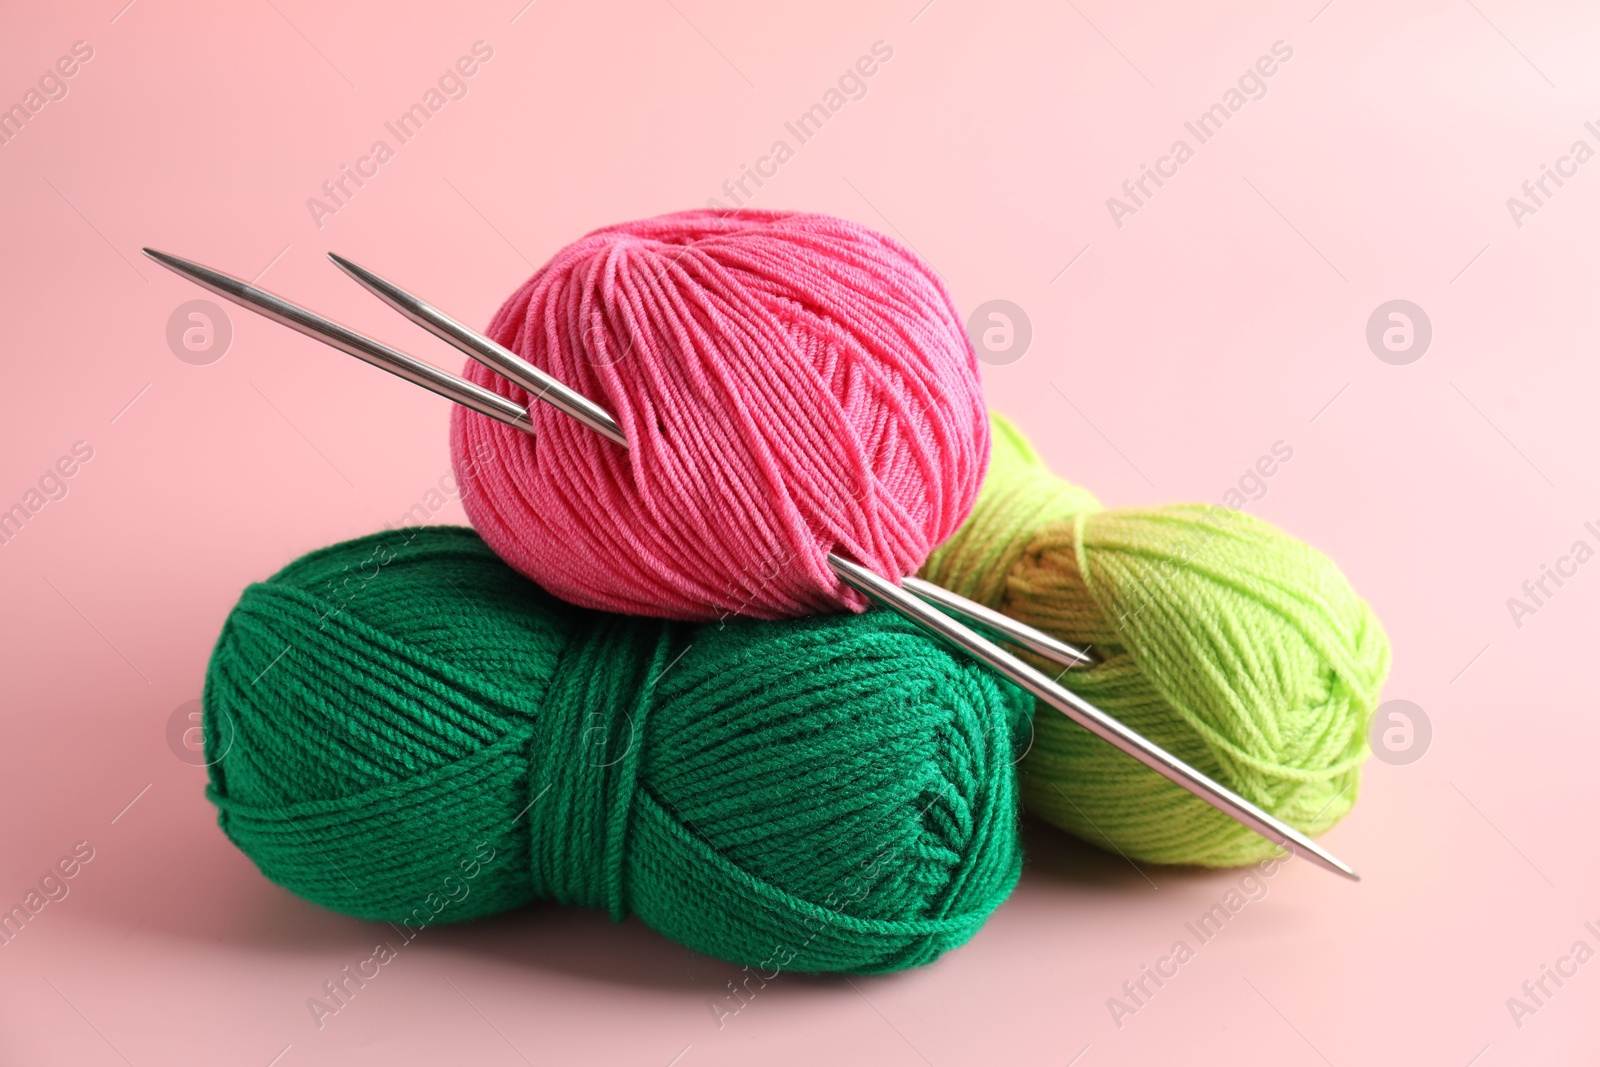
xmin=2 ymin=0 xmax=1597 ymax=1063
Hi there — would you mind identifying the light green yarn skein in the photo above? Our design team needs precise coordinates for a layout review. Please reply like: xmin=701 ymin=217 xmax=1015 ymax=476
xmin=922 ymin=414 xmax=1391 ymax=867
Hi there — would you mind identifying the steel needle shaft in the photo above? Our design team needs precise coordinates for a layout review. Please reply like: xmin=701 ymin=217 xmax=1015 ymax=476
xmin=143 ymin=249 xmax=529 ymax=432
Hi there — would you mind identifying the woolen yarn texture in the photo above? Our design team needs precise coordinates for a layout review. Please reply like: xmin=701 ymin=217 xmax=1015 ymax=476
xmin=451 ymin=209 xmax=989 ymax=621
xmin=922 ymin=415 xmax=1390 ymax=867
xmin=204 ymin=526 xmax=1030 ymax=973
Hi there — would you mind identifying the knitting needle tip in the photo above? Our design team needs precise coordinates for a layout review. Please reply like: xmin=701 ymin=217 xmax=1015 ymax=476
xmin=142 ymin=247 xmax=532 ymax=432
xmin=325 ymin=251 xmax=629 ymax=449
xmin=901 ymin=574 xmax=1097 ymax=670
xmin=828 ymin=552 xmax=1361 ymax=883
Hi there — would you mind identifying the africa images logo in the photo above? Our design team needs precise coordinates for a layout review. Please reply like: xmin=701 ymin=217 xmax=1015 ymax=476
xmin=1105 ymin=41 xmax=1294 ymax=228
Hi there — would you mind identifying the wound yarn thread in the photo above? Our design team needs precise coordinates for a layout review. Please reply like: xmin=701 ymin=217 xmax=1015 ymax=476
xmin=922 ymin=414 xmax=1391 ymax=868
xmin=451 ymin=209 xmax=988 ymax=622
xmin=203 ymin=526 xmax=1029 ymax=974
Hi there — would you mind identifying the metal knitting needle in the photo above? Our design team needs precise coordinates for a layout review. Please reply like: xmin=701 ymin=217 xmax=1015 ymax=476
xmin=901 ymin=575 xmax=1096 ymax=670
xmin=147 ymin=247 xmax=1357 ymax=880
xmin=321 ymin=254 xmax=1098 ymax=674
xmin=186 ymin=241 xmax=1092 ymax=672
xmin=830 ymin=557 xmax=1356 ymax=881
xmin=150 ymin=247 xmax=1094 ymax=672
xmin=325 ymin=253 xmax=627 ymax=448
xmin=142 ymin=249 xmax=530 ymax=432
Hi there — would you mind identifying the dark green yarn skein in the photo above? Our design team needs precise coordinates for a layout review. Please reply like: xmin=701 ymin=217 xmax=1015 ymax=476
xmin=203 ymin=526 xmax=1029 ymax=974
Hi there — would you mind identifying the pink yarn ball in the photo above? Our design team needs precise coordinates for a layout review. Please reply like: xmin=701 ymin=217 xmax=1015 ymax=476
xmin=450 ymin=209 xmax=988 ymax=621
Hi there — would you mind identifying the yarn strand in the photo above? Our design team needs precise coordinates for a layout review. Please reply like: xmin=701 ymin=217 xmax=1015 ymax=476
xmin=922 ymin=414 xmax=1390 ymax=867
xmin=205 ymin=526 xmax=1031 ymax=973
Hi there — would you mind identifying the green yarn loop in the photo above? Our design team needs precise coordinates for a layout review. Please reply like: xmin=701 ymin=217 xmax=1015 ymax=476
xmin=922 ymin=414 xmax=1391 ymax=868
xmin=204 ymin=526 xmax=1030 ymax=974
